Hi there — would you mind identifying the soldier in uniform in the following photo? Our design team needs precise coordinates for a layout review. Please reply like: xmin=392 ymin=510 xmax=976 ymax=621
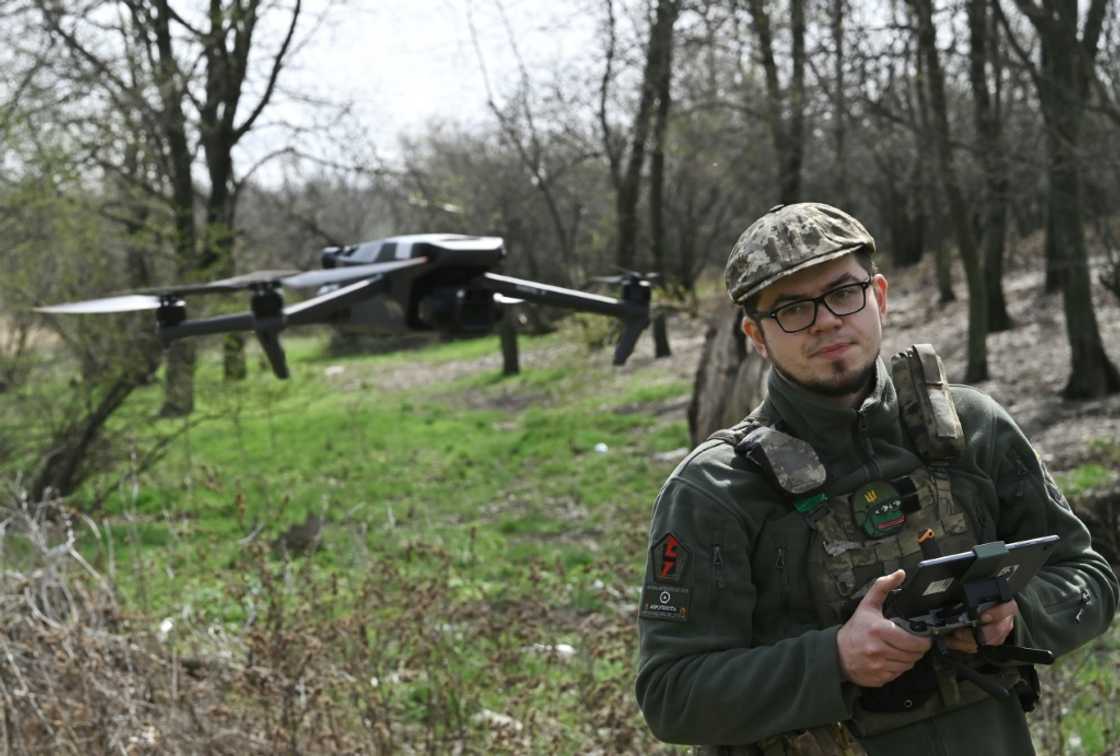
xmin=635 ymin=203 xmax=1118 ymax=755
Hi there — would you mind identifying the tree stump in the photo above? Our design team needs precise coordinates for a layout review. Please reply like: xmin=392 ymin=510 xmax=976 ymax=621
xmin=687 ymin=300 xmax=769 ymax=446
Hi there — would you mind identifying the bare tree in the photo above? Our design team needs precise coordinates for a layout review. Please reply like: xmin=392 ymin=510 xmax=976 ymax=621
xmin=1004 ymin=0 xmax=1120 ymax=398
xmin=910 ymin=0 xmax=989 ymax=381
xmin=744 ymin=0 xmax=807 ymax=203
xmin=32 ymin=0 xmax=306 ymax=414
xmin=600 ymin=0 xmax=683 ymax=271
xmin=968 ymin=0 xmax=1014 ymax=333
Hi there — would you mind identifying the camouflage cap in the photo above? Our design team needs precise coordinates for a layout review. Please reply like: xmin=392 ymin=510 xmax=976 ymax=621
xmin=725 ymin=203 xmax=877 ymax=304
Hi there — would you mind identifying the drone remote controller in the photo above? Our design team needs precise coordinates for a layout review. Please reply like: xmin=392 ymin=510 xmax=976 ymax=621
xmin=890 ymin=600 xmax=998 ymax=637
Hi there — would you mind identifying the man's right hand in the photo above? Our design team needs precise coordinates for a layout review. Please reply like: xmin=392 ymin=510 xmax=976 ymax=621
xmin=836 ymin=569 xmax=931 ymax=687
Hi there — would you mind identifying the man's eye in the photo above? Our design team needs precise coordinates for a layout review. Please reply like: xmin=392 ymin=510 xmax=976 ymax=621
xmin=780 ymin=302 xmax=812 ymax=318
xmin=829 ymin=286 xmax=859 ymax=304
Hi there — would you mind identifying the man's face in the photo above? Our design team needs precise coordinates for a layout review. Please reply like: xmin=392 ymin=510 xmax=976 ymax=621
xmin=742 ymin=254 xmax=888 ymax=407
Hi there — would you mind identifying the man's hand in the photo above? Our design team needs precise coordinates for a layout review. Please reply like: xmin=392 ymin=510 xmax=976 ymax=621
xmin=943 ymin=599 xmax=1019 ymax=654
xmin=837 ymin=570 xmax=931 ymax=687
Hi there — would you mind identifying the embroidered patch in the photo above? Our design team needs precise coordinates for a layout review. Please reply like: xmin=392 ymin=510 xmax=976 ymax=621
xmin=851 ymin=480 xmax=906 ymax=538
xmin=651 ymin=532 xmax=690 ymax=584
xmin=639 ymin=585 xmax=691 ymax=623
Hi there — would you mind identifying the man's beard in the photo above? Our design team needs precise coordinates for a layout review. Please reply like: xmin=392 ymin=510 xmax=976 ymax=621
xmin=772 ymin=352 xmax=879 ymax=398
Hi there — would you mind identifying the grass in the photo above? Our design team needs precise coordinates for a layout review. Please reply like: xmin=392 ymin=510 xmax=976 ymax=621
xmin=28 ymin=330 xmax=690 ymax=752
xmin=1055 ymin=463 xmax=1119 ymax=498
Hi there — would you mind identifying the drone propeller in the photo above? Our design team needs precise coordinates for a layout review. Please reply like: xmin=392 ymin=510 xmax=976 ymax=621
xmin=278 ymin=258 xmax=427 ymax=288
xmin=36 ymin=294 xmax=171 ymax=314
xmin=587 ymin=269 xmax=663 ymax=286
xmin=36 ymin=258 xmax=429 ymax=316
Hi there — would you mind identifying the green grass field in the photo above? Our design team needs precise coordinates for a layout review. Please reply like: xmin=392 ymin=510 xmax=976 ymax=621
xmin=48 ymin=330 xmax=689 ymax=751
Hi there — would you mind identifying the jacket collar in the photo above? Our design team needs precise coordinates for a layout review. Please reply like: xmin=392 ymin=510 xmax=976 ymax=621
xmin=762 ymin=357 xmax=903 ymax=456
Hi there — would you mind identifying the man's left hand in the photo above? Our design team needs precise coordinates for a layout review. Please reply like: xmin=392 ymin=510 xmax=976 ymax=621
xmin=943 ymin=599 xmax=1018 ymax=653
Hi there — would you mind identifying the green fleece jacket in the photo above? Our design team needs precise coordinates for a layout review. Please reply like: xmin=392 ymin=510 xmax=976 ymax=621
xmin=635 ymin=359 xmax=1117 ymax=755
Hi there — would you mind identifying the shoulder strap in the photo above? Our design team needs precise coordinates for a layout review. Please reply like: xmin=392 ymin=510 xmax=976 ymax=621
xmin=707 ymin=412 xmax=826 ymax=498
xmin=890 ymin=343 xmax=965 ymax=462
xmin=705 ymin=414 xmax=765 ymax=447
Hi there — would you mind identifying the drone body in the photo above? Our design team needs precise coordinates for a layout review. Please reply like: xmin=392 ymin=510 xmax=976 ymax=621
xmin=39 ymin=233 xmax=661 ymax=378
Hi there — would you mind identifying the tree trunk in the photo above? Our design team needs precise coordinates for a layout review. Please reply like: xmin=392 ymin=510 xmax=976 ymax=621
xmin=649 ymin=8 xmax=674 ymax=281
xmin=614 ymin=0 xmax=680 ymax=271
xmin=161 ymin=341 xmax=197 ymax=417
xmin=831 ymin=0 xmax=849 ymax=207
xmin=913 ymin=0 xmax=988 ymax=381
xmin=153 ymin=0 xmax=200 ymax=416
xmin=968 ymin=0 xmax=1013 ymax=332
xmin=747 ymin=0 xmax=806 ymax=203
xmin=688 ymin=301 xmax=769 ymax=446
xmin=1016 ymin=0 xmax=1119 ymax=397
xmin=909 ymin=27 xmax=954 ymax=302
xmin=1050 ymin=150 xmax=1120 ymax=397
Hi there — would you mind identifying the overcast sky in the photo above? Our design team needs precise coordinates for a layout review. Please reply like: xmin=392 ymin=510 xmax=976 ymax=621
xmin=252 ymin=0 xmax=599 ymax=169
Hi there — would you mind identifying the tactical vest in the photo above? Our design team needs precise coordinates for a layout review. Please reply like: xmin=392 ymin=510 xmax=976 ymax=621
xmin=707 ymin=345 xmax=1022 ymax=749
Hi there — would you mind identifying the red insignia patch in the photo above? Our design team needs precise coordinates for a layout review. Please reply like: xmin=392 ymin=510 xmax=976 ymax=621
xmin=652 ymin=532 xmax=689 ymax=584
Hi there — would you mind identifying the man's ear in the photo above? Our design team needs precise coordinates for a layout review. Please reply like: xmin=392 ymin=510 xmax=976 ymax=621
xmin=741 ymin=314 xmax=768 ymax=359
xmin=872 ymin=273 xmax=888 ymax=319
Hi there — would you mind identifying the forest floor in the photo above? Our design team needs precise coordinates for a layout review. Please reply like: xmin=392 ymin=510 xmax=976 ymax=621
xmin=884 ymin=255 xmax=1120 ymax=472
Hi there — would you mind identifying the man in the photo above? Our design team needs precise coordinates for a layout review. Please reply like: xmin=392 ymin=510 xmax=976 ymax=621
xmin=635 ymin=203 xmax=1117 ymax=755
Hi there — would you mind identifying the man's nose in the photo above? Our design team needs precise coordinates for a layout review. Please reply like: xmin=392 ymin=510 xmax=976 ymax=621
xmin=810 ymin=302 xmax=843 ymax=331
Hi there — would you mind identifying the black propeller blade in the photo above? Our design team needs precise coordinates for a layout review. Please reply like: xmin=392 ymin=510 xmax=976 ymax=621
xmin=587 ymin=269 xmax=662 ymax=286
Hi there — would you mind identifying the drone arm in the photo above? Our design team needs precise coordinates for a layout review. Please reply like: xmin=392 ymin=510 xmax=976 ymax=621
xmin=159 ymin=313 xmax=256 ymax=343
xmin=477 ymin=273 xmax=645 ymax=319
xmin=478 ymin=273 xmax=651 ymax=365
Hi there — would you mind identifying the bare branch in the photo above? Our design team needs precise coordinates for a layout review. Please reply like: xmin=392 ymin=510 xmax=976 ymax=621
xmin=233 ymin=0 xmax=301 ymax=142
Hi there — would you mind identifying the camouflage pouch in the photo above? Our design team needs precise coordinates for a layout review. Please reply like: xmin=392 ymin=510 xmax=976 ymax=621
xmin=735 ymin=426 xmax=827 ymax=496
xmin=890 ymin=344 xmax=964 ymax=462
xmin=756 ymin=723 xmax=868 ymax=756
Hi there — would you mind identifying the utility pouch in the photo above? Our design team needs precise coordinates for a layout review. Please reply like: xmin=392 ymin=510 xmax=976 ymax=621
xmin=891 ymin=344 xmax=964 ymax=461
xmin=753 ymin=723 xmax=868 ymax=756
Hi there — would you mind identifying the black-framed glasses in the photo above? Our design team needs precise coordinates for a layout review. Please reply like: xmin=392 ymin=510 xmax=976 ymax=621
xmin=754 ymin=278 xmax=873 ymax=333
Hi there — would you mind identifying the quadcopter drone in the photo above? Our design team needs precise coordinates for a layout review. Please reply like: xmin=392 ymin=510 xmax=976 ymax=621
xmin=38 ymin=234 xmax=662 ymax=378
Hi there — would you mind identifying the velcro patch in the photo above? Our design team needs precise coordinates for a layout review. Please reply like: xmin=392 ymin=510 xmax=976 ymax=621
xmin=639 ymin=585 xmax=691 ymax=623
xmin=651 ymin=532 xmax=690 ymax=584
xmin=852 ymin=480 xmax=906 ymax=538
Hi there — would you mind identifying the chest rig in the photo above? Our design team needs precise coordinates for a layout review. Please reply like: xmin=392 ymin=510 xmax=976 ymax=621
xmin=712 ymin=345 xmax=978 ymax=624
xmin=711 ymin=345 xmax=1013 ymax=738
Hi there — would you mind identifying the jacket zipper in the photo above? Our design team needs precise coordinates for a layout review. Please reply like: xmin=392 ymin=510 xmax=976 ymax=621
xmin=856 ymin=410 xmax=881 ymax=480
xmin=712 ymin=544 xmax=725 ymax=589
xmin=776 ymin=546 xmax=791 ymax=616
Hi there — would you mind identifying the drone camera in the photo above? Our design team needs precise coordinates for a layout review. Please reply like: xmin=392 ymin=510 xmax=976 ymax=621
xmin=417 ymin=286 xmax=498 ymax=333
